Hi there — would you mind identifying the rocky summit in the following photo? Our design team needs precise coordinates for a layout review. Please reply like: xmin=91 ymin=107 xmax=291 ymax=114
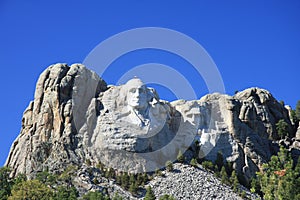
xmin=5 ymin=63 xmax=300 ymax=199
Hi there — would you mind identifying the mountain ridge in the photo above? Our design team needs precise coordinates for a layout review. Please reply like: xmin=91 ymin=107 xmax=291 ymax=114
xmin=4 ymin=63 xmax=300 ymax=199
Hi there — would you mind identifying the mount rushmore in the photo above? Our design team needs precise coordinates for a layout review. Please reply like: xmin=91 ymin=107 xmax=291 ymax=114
xmin=5 ymin=63 xmax=300 ymax=185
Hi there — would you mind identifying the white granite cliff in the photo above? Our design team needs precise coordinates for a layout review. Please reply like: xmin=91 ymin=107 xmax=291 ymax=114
xmin=6 ymin=63 xmax=299 ymax=186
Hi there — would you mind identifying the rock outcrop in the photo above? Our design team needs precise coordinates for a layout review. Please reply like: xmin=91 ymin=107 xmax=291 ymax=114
xmin=296 ymin=122 xmax=300 ymax=140
xmin=196 ymin=89 xmax=293 ymax=181
xmin=5 ymin=63 xmax=297 ymax=186
xmin=5 ymin=63 xmax=107 ymax=177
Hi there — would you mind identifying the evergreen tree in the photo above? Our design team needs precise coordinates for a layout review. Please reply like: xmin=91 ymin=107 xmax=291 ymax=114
xmin=0 ymin=167 xmax=13 ymax=200
xmin=105 ymin=168 xmax=115 ymax=179
xmin=13 ymin=173 xmax=27 ymax=185
xmin=256 ymin=146 xmax=300 ymax=200
xmin=296 ymin=100 xmax=300 ymax=120
xmin=143 ymin=173 xmax=149 ymax=183
xmin=220 ymin=166 xmax=229 ymax=184
xmin=105 ymin=169 xmax=110 ymax=178
xmin=215 ymin=151 xmax=224 ymax=171
xmin=276 ymin=119 xmax=289 ymax=139
xmin=177 ymin=150 xmax=185 ymax=163
xmin=129 ymin=173 xmax=136 ymax=185
xmin=8 ymin=179 xmax=53 ymax=200
xmin=5 ymin=169 xmax=79 ymax=200
xmin=194 ymin=140 xmax=200 ymax=158
xmin=52 ymin=186 xmax=78 ymax=200
xmin=214 ymin=165 xmax=220 ymax=177
xmin=82 ymin=191 xmax=109 ymax=200
xmin=136 ymin=173 xmax=143 ymax=186
xmin=128 ymin=173 xmax=138 ymax=195
xmin=144 ymin=186 xmax=155 ymax=200
xmin=230 ymin=170 xmax=239 ymax=192
xmin=85 ymin=159 xmax=91 ymax=166
xmin=190 ymin=158 xmax=198 ymax=168
xmin=240 ymin=191 xmax=246 ymax=199
xmin=165 ymin=161 xmax=173 ymax=172
xmin=201 ymin=160 xmax=214 ymax=171
xmin=129 ymin=182 xmax=138 ymax=195
xmin=121 ymin=173 xmax=129 ymax=190
xmin=155 ymin=168 xmax=162 ymax=177
xmin=59 ymin=165 xmax=77 ymax=185
xmin=224 ymin=161 xmax=233 ymax=177
xmin=96 ymin=161 xmax=104 ymax=172
xmin=290 ymin=110 xmax=298 ymax=125
xmin=250 ymin=177 xmax=262 ymax=196
xmin=36 ymin=170 xmax=56 ymax=186
xmin=116 ymin=172 xmax=122 ymax=185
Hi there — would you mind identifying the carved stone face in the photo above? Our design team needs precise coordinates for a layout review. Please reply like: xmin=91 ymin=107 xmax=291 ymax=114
xmin=126 ymin=78 xmax=149 ymax=111
xmin=185 ymin=106 xmax=201 ymax=126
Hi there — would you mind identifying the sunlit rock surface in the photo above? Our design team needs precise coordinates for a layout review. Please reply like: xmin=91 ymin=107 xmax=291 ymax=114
xmin=6 ymin=63 xmax=296 ymax=183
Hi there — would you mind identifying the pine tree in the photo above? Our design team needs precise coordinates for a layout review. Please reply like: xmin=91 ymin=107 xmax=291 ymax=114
xmin=190 ymin=158 xmax=198 ymax=168
xmin=276 ymin=119 xmax=289 ymax=139
xmin=8 ymin=179 xmax=53 ymax=200
xmin=155 ymin=168 xmax=162 ymax=176
xmin=230 ymin=170 xmax=239 ymax=192
xmin=129 ymin=173 xmax=136 ymax=185
xmin=129 ymin=182 xmax=138 ymax=195
xmin=107 ymin=168 xmax=116 ymax=179
xmin=136 ymin=173 xmax=144 ymax=186
xmin=177 ymin=150 xmax=185 ymax=163
xmin=290 ymin=110 xmax=298 ymax=125
xmin=121 ymin=173 xmax=129 ymax=190
xmin=250 ymin=177 xmax=262 ymax=196
xmin=165 ymin=161 xmax=173 ymax=172
xmin=116 ymin=172 xmax=122 ymax=185
xmin=144 ymin=186 xmax=156 ymax=200
xmin=36 ymin=170 xmax=56 ymax=186
xmin=220 ymin=166 xmax=229 ymax=184
xmin=143 ymin=173 xmax=149 ymax=184
xmin=256 ymin=146 xmax=300 ymax=200
xmin=96 ymin=161 xmax=104 ymax=172
xmin=296 ymin=100 xmax=300 ymax=120
xmin=53 ymin=186 xmax=78 ymax=200
xmin=0 ymin=167 xmax=13 ymax=199
xmin=224 ymin=161 xmax=233 ymax=177
xmin=215 ymin=151 xmax=224 ymax=171
xmin=201 ymin=160 xmax=214 ymax=171
xmin=194 ymin=140 xmax=200 ymax=158
xmin=13 ymin=173 xmax=27 ymax=185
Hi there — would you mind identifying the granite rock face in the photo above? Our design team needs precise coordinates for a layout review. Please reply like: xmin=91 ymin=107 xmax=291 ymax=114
xmin=196 ymin=89 xmax=293 ymax=181
xmin=5 ymin=63 xmax=295 ymax=184
xmin=296 ymin=122 xmax=300 ymax=140
xmin=5 ymin=63 xmax=107 ymax=177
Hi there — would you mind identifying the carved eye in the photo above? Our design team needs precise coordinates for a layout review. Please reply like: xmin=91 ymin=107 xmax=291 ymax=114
xmin=138 ymin=88 xmax=146 ymax=94
xmin=129 ymin=88 xmax=136 ymax=93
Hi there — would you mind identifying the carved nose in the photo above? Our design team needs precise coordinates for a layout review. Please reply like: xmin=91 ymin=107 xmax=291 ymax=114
xmin=134 ymin=90 xmax=140 ymax=96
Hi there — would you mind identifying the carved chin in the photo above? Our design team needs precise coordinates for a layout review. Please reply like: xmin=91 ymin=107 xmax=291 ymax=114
xmin=129 ymin=102 xmax=140 ymax=108
xmin=129 ymin=101 xmax=147 ymax=109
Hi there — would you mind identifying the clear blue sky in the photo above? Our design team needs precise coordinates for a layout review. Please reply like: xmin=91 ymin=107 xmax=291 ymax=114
xmin=0 ymin=1 xmax=299 ymax=166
